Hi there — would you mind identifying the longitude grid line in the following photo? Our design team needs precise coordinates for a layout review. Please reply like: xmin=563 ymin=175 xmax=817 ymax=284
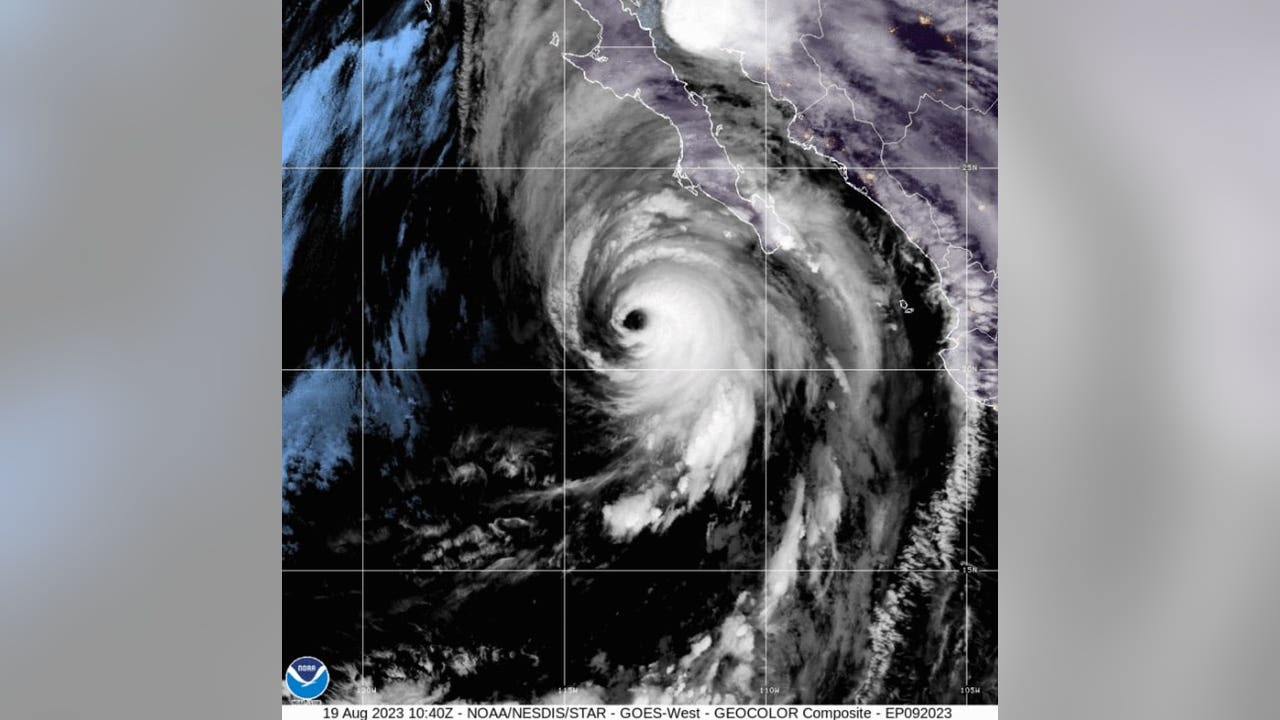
xmin=963 ymin=0 xmax=971 ymax=703
xmin=561 ymin=0 xmax=569 ymax=704
xmin=358 ymin=0 xmax=366 ymax=702
xmin=762 ymin=0 xmax=770 ymax=703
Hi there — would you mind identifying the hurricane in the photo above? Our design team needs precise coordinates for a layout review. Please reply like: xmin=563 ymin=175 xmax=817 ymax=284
xmin=283 ymin=0 xmax=997 ymax=706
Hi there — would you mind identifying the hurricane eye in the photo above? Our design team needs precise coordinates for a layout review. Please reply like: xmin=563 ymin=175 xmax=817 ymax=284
xmin=622 ymin=309 xmax=646 ymax=331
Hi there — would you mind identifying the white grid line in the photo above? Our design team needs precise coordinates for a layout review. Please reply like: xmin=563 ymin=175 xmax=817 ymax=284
xmin=283 ymin=568 xmax=998 ymax=573
xmin=963 ymin=0 xmax=971 ymax=702
xmin=358 ymin=0 xmax=366 ymax=701
xmin=283 ymin=165 xmax=997 ymax=171
xmin=284 ymin=367 xmax=999 ymax=372
xmin=763 ymin=0 xmax=771 ymax=702
xmin=561 ymin=0 xmax=569 ymax=703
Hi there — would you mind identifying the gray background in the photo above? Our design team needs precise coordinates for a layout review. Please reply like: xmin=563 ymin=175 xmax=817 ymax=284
xmin=1 ymin=0 xmax=1277 ymax=717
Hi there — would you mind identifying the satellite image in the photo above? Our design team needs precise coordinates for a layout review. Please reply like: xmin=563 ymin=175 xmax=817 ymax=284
xmin=283 ymin=0 xmax=997 ymax=706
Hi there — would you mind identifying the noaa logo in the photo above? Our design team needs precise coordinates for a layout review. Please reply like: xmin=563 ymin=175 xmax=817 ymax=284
xmin=285 ymin=656 xmax=329 ymax=701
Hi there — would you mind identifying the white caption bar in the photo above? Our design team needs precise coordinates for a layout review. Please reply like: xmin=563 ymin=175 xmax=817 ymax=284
xmin=283 ymin=705 xmax=996 ymax=720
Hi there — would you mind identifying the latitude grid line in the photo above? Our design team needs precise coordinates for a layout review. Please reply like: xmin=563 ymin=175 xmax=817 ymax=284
xmin=283 ymin=568 xmax=999 ymax=574
xmin=286 ymin=367 xmax=999 ymax=371
xmin=285 ymin=366 xmax=1003 ymax=371
xmin=283 ymin=165 xmax=997 ymax=171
